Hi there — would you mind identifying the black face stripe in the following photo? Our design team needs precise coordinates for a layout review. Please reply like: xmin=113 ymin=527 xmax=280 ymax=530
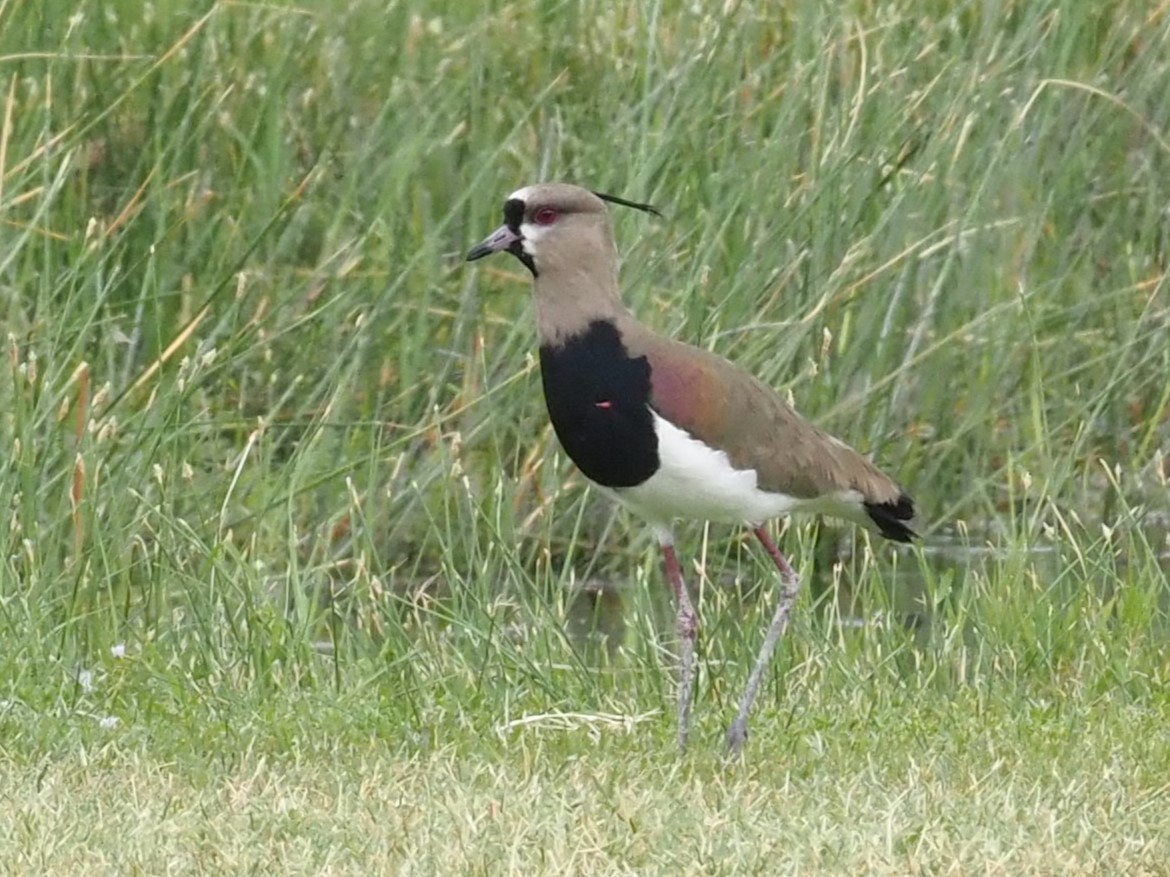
xmin=500 ymin=197 xmax=537 ymax=275
xmin=511 ymin=245 xmax=537 ymax=276
xmin=538 ymin=320 xmax=659 ymax=488
xmin=503 ymin=198 xmax=525 ymax=233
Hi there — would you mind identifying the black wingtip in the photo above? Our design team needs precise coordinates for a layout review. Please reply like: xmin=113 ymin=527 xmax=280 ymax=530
xmin=592 ymin=190 xmax=662 ymax=217
xmin=864 ymin=493 xmax=917 ymax=543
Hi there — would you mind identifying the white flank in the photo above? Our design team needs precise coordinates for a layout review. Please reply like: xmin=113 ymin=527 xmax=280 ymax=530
xmin=611 ymin=413 xmax=865 ymax=531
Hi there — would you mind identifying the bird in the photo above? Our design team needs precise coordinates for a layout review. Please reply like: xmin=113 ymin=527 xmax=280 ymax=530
xmin=466 ymin=182 xmax=916 ymax=754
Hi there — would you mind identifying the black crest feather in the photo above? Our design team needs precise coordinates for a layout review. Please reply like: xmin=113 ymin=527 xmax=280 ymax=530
xmin=593 ymin=190 xmax=662 ymax=217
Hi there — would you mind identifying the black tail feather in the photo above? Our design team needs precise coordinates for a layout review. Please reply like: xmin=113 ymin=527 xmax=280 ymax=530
xmin=864 ymin=493 xmax=917 ymax=543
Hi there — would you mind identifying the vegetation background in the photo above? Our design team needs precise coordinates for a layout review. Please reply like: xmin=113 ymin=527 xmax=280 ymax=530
xmin=1 ymin=0 xmax=1168 ymax=873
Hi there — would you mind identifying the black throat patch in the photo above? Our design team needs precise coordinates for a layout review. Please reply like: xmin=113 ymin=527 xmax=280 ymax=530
xmin=538 ymin=320 xmax=659 ymax=488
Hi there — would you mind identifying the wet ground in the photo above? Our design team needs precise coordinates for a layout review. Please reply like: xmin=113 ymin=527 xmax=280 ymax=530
xmin=563 ymin=525 xmax=1170 ymax=658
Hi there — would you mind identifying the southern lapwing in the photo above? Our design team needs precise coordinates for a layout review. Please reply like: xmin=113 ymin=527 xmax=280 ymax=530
xmin=467 ymin=182 xmax=916 ymax=754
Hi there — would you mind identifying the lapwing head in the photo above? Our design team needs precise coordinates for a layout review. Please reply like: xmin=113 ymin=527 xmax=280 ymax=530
xmin=466 ymin=183 xmax=659 ymax=278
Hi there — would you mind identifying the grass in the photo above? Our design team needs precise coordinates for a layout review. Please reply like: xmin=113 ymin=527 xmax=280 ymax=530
xmin=1 ymin=0 xmax=1169 ymax=873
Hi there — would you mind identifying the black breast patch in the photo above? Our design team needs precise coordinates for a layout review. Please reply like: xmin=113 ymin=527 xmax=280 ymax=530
xmin=538 ymin=320 xmax=659 ymax=488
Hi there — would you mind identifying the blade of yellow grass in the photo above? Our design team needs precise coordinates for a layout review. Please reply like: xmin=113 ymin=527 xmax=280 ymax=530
xmin=106 ymin=168 xmax=157 ymax=236
xmin=0 ymin=74 xmax=12 ymax=206
xmin=123 ymin=303 xmax=211 ymax=399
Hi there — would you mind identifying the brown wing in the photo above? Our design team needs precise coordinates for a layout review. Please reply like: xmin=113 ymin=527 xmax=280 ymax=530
xmin=620 ymin=321 xmax=905 ymax=506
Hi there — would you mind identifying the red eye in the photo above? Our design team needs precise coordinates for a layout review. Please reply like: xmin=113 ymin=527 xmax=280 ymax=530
xmin=532 ymin=207 xmax=558 ymax=225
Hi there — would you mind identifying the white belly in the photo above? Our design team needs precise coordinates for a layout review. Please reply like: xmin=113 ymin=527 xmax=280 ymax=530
xmin=606 ymin=412 xmax=859 ymax=532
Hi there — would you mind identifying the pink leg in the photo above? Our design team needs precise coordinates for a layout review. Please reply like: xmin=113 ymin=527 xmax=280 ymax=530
xmin=661 ymin=541 xmax=697 ymax=750
xmin=725 ymin=526 xmax=802 ymax=756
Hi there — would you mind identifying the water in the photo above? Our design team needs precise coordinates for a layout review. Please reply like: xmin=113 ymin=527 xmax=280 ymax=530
xmin=564 ymin=525 xmax=1170 ymax=654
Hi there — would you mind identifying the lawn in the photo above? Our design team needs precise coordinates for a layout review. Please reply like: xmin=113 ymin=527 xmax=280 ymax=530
xmin=1 ymin=0 xmax=1169 ymax=873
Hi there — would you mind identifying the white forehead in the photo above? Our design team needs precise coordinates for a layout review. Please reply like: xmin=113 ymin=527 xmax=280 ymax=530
xmin=507 ymin=185 xmax=537 ymax=203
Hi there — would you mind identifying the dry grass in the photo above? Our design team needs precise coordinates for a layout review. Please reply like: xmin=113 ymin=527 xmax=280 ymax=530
xmin=5 ymin=715 xmax=1168 ymax=876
